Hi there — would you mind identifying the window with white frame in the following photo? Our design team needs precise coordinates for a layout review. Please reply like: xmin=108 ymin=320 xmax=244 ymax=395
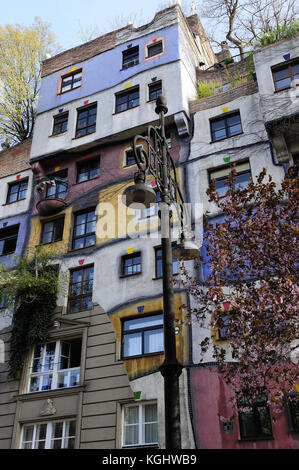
xmin=28 ymin=338 xmax=81 ymax=392
xmin=122 ymin=402 xmax=158 ymax=447
xmin=21 ymin=420 xmax=76 ymax=449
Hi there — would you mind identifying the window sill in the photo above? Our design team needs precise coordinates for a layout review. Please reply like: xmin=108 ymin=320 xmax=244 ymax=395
xmin=68 ymin=244 xmax=96 ymax=253
xmin=210 ymin=132 xmax=244 ymax=144
xmin=75 ymin=175 xmax=100 ymax=185
xmin=274 ymin=84 xmax=298 ymax=93
xmin=0 ymin=251 xmax=16 ymax=257
xmin=120 ymin=271 xmax=142 ymax=279
xmin=15 ymin=385 xmax=85 ymax=401
xmin=49 ymin=131 xmax=68 ymax=138
xmin=2 ymin=198 xmax=26 ymax=206
xmin=123 ymin=351 xmax=164 ymax=360
xmin=72 ymin=131 xmax=96 ymax=140
xmin=238 ymin=436 xmax=274 ymax=442
xmin=57 ymin=86 xmax=82 ymax=96
xmin=153 ymin=273 xmax=179 ymax=280
xmin=41 ymin=238 xmax=63 ymax=246
xmin=113 ymin=105 xmax=140 ymax=115
xmin=120 ymin=63 xmax=139 ymax=71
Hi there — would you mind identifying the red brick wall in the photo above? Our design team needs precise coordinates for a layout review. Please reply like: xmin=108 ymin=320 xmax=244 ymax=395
xmin=0 ymin=138 xmax=32 ymax=178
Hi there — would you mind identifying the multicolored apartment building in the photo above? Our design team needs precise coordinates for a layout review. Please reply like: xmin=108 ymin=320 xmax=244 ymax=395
xmin=0 ymin=2 xmax=298 ymax=449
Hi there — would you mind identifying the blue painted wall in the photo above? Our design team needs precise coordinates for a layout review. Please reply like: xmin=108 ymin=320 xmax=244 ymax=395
xmin=0 ymin=215 xmax=30 ymax=269
xmin=37 ymin=24 xmax=180 ymax=114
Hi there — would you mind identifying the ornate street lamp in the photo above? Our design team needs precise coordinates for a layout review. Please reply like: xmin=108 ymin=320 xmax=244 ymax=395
xmin=122 ymin=96 xmax=200 ymax=449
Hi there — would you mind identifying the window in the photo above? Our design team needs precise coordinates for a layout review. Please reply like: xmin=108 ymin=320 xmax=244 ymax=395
xmin=6 ymin=179 xmax=28 ymax=203
xmin=122 ymin=402 xmax=158 ymax=447
xmin=29 ymin=338 xmax=82 ymax=392
xmin=216 ymin=313 xmax=231 ymax=340
xmin=272 ymin=60 xmax=299 ymax=91
xmin=155 ymin=246 xmax=179 ymax=279
xmin=115 ymin=87 xmax=139 ymax=113
xmin=21 ymin=420 xmax=76 ymax=449
xmin=287 ymin=396 xmax=299 ymax=431
xmin=122 ymin=314 xmax=164 ymax=358
xmin=77 ymin=159 xmax=100 ymax=183
xmin=41 ymin=217 xmax=64 ymax=244
xmin=238 ymin=394 xmax=272 ymax=439
xmin=121 ymin=252 xmax=141 ymax=276
xmin=148 ymin=81 xmax=162 ymax=101
xmin=124 ymin=149 xmax=136 ymax=167
xmin=60 ymin=70 xmax=82 ymax=93
xmin=72 ymin=209 xmax=96 ymax=250
xmin=52 ymin=113 xmax=68 ymax=135
xmin=210 ymin=112 xmax=242 ymax=142
xmin=46 ymin=171 xmax=68 ymax=200
xmin=122 ymin=46 xmax=139 ymax=69
xmin=0 ymin=225 xmax=19 ymax=256
xmin=68 ymin=265 xmax=94 ymax=313
xmin=75 ymin=104 xmax=97 ymax=138
xmin=209 ymin=161 xmax=251 ymax=198
xmin=147 ymin=41 xmax=163 ymax=58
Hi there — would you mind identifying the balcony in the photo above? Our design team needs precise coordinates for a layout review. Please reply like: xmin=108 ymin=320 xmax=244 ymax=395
xmin=36 ymin=176 xmax=68 ymax=216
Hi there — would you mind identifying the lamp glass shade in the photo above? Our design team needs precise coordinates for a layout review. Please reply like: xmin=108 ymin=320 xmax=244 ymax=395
xmin=122 ymin=183 xmax=157 ymax=209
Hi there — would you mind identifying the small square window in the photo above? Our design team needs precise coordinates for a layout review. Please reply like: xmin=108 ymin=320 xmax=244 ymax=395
xmin=124 ymin=149 xmax=136 ymax=167
xmin=77 ymin=159 xmax=100 ymax=183
xmin=60 ymin=70 xmax=82 ymax=93
xmin=147 ymin=41 xmax=163 ymax=58
xmin=122 ymin=402 xmax=158 ymax=447
xmin=209 ymin=161 xmax=251 ymax=197
xmin=0 ymin=225 xmax=19 ymax=256
xmin=115 ymin=87 xmax=140 ymax=113
xmin=7 ymin=179 xmax=28 ymax=203
xmin=76 ymin=104 xmax=97 ymax=138
xmin=210 ymin=112 xmax=242 ymax=142
xmin=122 ymin=314 xmax=164 ymax=358
xmin=41 ymin=217 xmax=64 ymax=244
xmin=272 ymin=60 xmax=299 ymax=92
xmin=52 ymin=113 xmax=68 ymax=135
xmin=122 ymin=47 xmax=139 ymax=69
xmin=148 ymin=81 xmax=162 ymax=101
xmin=121 ymin=252 xmax=141 ymax=276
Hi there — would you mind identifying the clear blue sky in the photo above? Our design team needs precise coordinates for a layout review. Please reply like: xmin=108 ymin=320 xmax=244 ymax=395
xmin=0 ymin=0 xmax=197 ymax=51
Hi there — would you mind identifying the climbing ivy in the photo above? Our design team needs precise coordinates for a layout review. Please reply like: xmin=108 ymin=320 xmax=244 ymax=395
xmin=0 ymin=247 xmax=62 ymax=379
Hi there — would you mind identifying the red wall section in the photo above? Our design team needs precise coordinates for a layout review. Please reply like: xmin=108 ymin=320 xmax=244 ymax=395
xmin=190 ymin=366 xmax=299 ymax=449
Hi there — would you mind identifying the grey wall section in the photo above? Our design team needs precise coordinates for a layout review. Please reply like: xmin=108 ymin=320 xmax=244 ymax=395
xmin=0 ymin=304 xmax=133 ymax=449
xmin=0 ymin=328 xmax=18 ymax=449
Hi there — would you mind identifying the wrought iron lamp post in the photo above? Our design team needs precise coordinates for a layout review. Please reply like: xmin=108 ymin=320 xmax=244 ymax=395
xmin=122 ymin=96 xmax=200 ymax=449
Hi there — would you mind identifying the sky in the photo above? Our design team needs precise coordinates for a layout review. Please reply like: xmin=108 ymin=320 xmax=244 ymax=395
xmin=0 ymin=0 xmax=198 ymax=51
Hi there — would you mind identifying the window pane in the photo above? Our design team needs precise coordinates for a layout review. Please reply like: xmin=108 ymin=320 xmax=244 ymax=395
xmin=235 ymin=171 xmax=251 ymax=189
xmin=226 ymin=114 xmax=241 ymax=126
xmin=23 ymin=425 xmax=34 ymax=444
xmin=212 ymin=128 xmax=227 ymax=141
xmin=124 ymin=425 xmax=139 ymax=446
xmin=144 ymin=328 xmax=163 ymax=354
xmin=144 ymin=423 xmax=157 ymax=444
xmin=273 ymin=67 xmax=290 ymax=80
xmin=123 ymin=332 xmax=142 ymax=357
xmin=124 ymin=314 xmax=163 ymax=331
xmin=275 ymin=77 xmax=291 ymax=90
xmin=125 ymin=405 xmax=139 ymax=425
xmin=41 ymin=374 xmax=52 ymax=390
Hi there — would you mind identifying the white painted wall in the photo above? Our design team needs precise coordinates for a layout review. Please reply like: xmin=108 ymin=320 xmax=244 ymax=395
xmin=0 ymin=169 xmax=33 ymax=219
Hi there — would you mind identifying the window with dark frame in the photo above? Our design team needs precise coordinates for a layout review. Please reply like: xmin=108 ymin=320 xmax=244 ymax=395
xmin=122 ymin=46 xmax=139 ymax=69
xmin=155 ymin=245 xmax=178 ymax=279
xmin=287 ymin=395 xmax=299 ymax=431
xmin=75 ymin=104 xmax=97 ymax=138
xmin=6 ymin=179 xmax=28 ymax=203
xmin=52 ymin=113 xmax=68 ymax=135
xmin=238 ymin=394 xmax=273 ymax=439
xmin=147 ymin=41 xmax=163 ymax=58
xmin=121 ymin=252 xmax=141 ymax=276
xmin=210 ymin=112 xmax=243 ymax=142
xmin=68 ymin=265 xmax=94 ymax=313
xmin=122 ymin=314 xmax=164 ymax=358
xmin=272 ymin=60 xmax=299 ymax=92
xmin=124 ymin=149 xmax=136 ymax=167
xmin=46 ymin=171 xmax=68 ymax=200
xmin=77 ymin=159 xmax=100 ymax=183
xmin=148 ymin=81 xmax=162 ymax=101
xmin=209 ymin=161 xmax=251 ymax=198
xmin=115 ymin=87 xmax=139 ymax=113
xmin=72 ymin=209 xmax=96 ymax=250
xmin=41 ymin=217 xmax=64 ymax=245
xmin=0 ymin=225 xmax=19 ymax=256
xmin=60 ymin=70 xmax=82 ymax=93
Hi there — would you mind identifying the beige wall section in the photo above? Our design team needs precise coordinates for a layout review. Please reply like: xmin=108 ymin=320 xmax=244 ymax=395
xmin=0 ymin=328 xmax=18 ymax=449
xmin=2 ymin=304 xmax=133 ymax=449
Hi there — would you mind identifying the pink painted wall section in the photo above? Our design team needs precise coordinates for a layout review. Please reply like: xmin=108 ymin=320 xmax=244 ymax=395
xmin=31 ymin=130 xmax=181 ymax=215
xmin=190 ymin=367 xmax=299 ymax=449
